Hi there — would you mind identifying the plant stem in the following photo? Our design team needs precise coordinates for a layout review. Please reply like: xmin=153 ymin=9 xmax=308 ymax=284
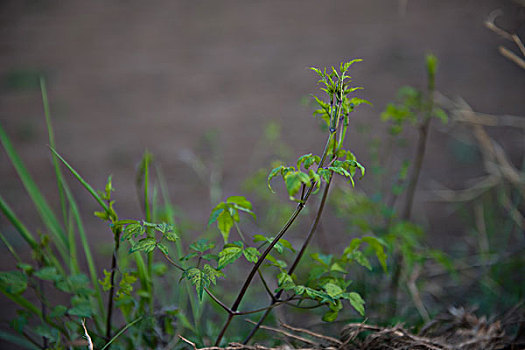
xmin=214 ymin=132 xmax=335 ymax=346
xmin=105 ymin=230 xmax=120 ymax=343
xmin=243 ymin=172 xmax=334 ymax=343
xmin=391 ymin=70 xmax=435 ymax=319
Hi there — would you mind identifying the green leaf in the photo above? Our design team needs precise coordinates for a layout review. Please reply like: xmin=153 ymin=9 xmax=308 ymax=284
xmin=284 ymin=171 xmax=310 ymax=199
xmin=349 ymin=250 xmax=372 ymax=271
xmin=130 ymin=237 xmax=157 ymax=253
xmin=157 ymin=242 xmax=169 ymax=256
xmin=218 ymin=246 xmax=243 ymax=270
xmin=34 ymin=324 xmax=59 ymax=342
xmin=311 ymin=253 xmax=332 ymax=267
xmin=267 ymin=165 xmax=284 ymax=192
xmin=346 ymin=292 xmax=365 ymax=316
xmin=243 ymin=247 xmax=260 ymax=263
xmin=323 ymin=282 xmax=343 ymax=298
xmin=362 ymin=236 xmax=388 ymax=272
xmin=190 ymin=239 xmax=215 ymax=253
xmin=202 ymin=264 xmax=224 ymax=285
xmin=322 ymin=309 xmax=339 ymax=322
xmin=304 ymin=287 xmax=334 ymax=304
xmin=184 ymin=266 xmax=223 ymax=301
xmin=68 ymin=296 xmax=93 ymax=317
xmin=184 ymin=268 xmax=205 ymax=300
xmin=217 ymin=210 xmax=234 ymax=243
xmin=99 ymin=269 xmax=112 ymax=292
xmin=227 ymin=196 xmax=252 ymax=210
xmin=34 ymin=267 xmax=62 ymax=283
xmin=330 ymin=262 xmax=347 ymax=273
xmin=208 ymin=206 xmax=224 ymax=227
xmin=121 ymin=223 xmax=145 ymax=241
xmin=278 ymin=238 xmax=295 ymax=252
xmin=277 ymin=272 xmax=294 ymax=289
xmin=0 ymin=271 xmax=27 ymax=294
xmin=118 ymin=272 xmax=137 ymax=296
xmin=163 ymin=229 xmax=179 ymax=242
xmin=49 ymin=305 xmax=67 ymax=318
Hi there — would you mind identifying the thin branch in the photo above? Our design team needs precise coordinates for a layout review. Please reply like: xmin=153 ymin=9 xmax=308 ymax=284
xmin=512 ymin=34 xmax=525 ymax=57
xmin=499 ymin=46 xmax=525 ymax=70
xmin=484 ymin=10 xmax=513 ymax=41
xmin=215 ymin=131 xmax=337 ymax=345
xmin=280 ymin=322 xmax=342 ymax=346
xmin=244 ymin=168 xmax=335 ymax=344
xmin=245 ymin=320 xmax=320 ymax=347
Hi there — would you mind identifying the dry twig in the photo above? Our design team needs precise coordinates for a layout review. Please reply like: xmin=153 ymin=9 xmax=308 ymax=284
xmin=484 ymin=9 xmax=525 ymax=70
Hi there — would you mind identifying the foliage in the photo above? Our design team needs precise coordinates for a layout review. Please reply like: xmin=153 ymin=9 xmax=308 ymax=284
xmin=0 ymin=62 xmax=379 ymax=348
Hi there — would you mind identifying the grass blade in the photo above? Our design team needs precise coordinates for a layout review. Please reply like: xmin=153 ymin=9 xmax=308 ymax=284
xmin=40 ymin=78 xmax=79 ymax=274
xmin=0 ymin=195 xmax=38 ymax=250
xmin=48 ymin=147 xmax=109 ymax=214
xmin=0 ymin=124 xmax=68 ymax=258
xmin=0 ymin=330 xmax=40 ymax=350
xmin=100 ymin=316 xmax=143 ymax=350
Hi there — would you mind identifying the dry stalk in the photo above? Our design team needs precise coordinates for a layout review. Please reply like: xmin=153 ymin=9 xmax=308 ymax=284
xmin=484 ymin=9 xmax=525 ymax=70
xmin=280 ymin=323 xmax=342 ymax=347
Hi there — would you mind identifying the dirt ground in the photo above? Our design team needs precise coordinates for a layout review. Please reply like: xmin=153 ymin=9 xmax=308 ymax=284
xmin=0 ymin=0 xmax=524 ymax=348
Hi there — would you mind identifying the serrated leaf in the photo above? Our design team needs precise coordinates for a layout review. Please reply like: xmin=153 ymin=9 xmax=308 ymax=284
xmin=121 ymin=223 xmax=145 ymax=241
xmin=157 ymin=242 xmax=169 ymax=255
xmin=277 ymin=272 xmax=294 ymax=289
xmin=190 ymin=239 xmax=215 ymax=253
xmin=218 ymin=246 xmax=243 ymax=270
xmin=294 ymin=285 xmax=306 ymax=295
xmin=243 ymin=247 xmax=260 ymax=263
xmin=201 ymin=253 xmax=219 ymax=261
xmin=98 ymin=269 xmax=111 ymax=292
xmin=184 ymin=268 xmax=206 ymax=300
xmin=202 ymin=264 xmax=224 ymax=285
xmin=34 ymin=267 xmax=62 ymax=282
xmin=156 ymin=223 xmax=170 ymax=233
xmin=49 ymin=305 xmax=67 ymax=318
xmin=130 ymin=237 xmax=157 ymax=253
xmin=35 ymin=324 xmax=59 ymax=341
xmin=163 ymin=229 xmax=179 ymax=242
xmin=0 ymin=271 xmax=27 ymax=294
xmin=68 ymin=296 xmax=92 ymax=317
xmin=118 ymin=272 xmax=137 ymax=296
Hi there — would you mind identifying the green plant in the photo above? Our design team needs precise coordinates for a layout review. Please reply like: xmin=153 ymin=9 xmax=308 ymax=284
xmin=327 ymin=54 xmax=453 ymax=325
xmin=0 ymin=61 xmax=387 ymax=349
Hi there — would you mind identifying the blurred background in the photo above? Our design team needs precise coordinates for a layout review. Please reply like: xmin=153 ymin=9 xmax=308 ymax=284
xmin=0 ymin=0 xmax=524 ymax=348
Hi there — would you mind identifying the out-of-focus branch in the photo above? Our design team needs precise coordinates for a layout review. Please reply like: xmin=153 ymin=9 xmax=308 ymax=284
xmin=485 ymin=9 xmax=525 ymax=70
